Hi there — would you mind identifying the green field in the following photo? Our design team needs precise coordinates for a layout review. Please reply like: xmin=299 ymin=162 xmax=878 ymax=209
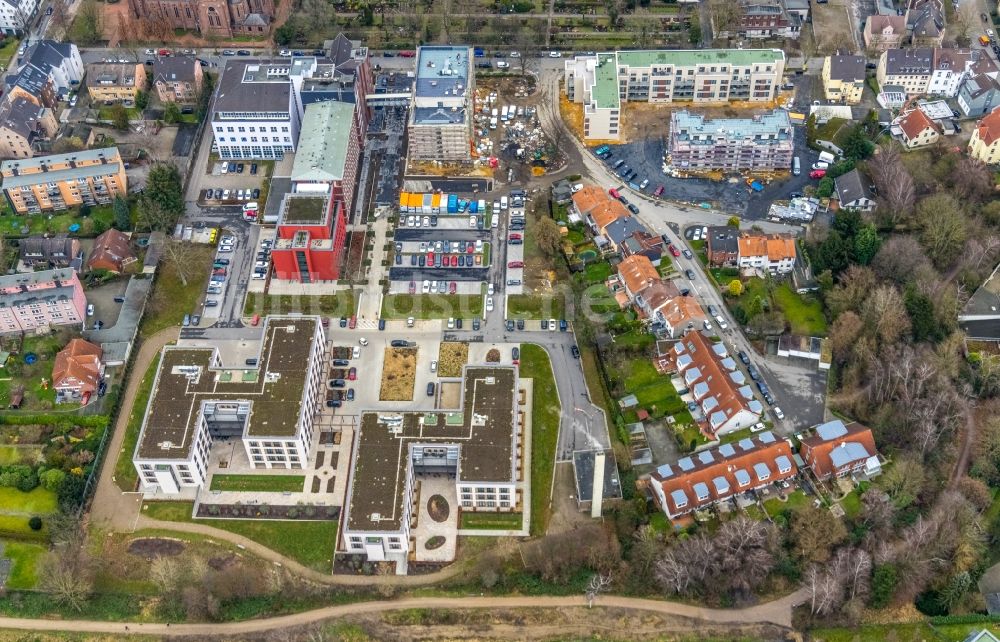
xmin=209 ymin=474 xmax=305 ymax=493
xmin=519 ymin=344 xmax=559 ymax=536
xmin=141 ymin=244 xmax=215 ymax=337
xmin=773 ymin=284 xmax=828 ymax=336
xmin=506 ymin=294 xmax=567 ymax=320
xmin=459 ymin=512 xmax=523 ymax=530
xmin=619 ymin=360 xmax=686 ymax=419
xmin=243 ymin=292 xmax=355 ymax=317
xmin=0 ymin=445 xmax=41 ymax=465
xmin=1 ymin=541 xmax=46 ymax=589
xmin=114 ymin=353 xmax=161 ymax=492
xmin=0 ymin=487 xmax=58 ymax=516
xmin=141 ymin=501 xmax=337 ymax=571
xmin=763 ymin=489 xmax=811 ymax=518
xmin=810 ymin=622 xmax=1000 ymax=642
xmin=381 ymin=294 xmax=483 ymax=319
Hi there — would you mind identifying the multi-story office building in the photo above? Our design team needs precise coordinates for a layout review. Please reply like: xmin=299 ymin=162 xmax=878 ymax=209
xmin=291 ymin=100 xmax=361 ymax=217
xmin=342 ymin=366 xmax=521 ymax=564
xmin=269 ymin=193 xmax=345 ymax=282
xmin=565 ymin=49 xmax=785 ymax=140
xmin=211 ymin=59 xmax=301 ymax=160
xmin=0 ymin=268 xmax=87 ymax=334
xmin=132 ymin=317 xmax=327 ymax=494
xmin=0 ymin=147 xmax=127 ymax=214
xmin=667 ymin=110 xmax=794 ymax=171
xmin=86 ymin=62 xmax=147 ymax=104
xmin=407 ymin=46 xmax=474 ymax=161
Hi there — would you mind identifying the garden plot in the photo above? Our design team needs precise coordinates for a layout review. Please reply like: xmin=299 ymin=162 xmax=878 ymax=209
xmin=380 ymin=347 xmax=418 ymax=401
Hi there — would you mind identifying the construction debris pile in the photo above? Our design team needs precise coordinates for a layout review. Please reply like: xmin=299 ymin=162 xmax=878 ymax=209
xmin=471 ymin=87 xmax=557 ymax=177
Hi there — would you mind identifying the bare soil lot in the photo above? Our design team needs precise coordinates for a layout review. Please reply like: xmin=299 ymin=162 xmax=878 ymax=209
xmin=380 ymin=347 xmax=417 ymax=401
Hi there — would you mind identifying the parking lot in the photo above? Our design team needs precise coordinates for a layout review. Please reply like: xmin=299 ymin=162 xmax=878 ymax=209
xmin=192 ymin=223 xmax=261 ymax=327
xmin=198 ymin=161 xmax=268 ymax=207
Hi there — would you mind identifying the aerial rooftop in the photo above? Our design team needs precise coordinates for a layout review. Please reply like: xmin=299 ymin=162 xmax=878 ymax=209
xmin=280 ymin=194 xmax=329 ymax=224
xmin=414 ymin=46 xmax=470 ymax=99
xmin=291 ymin=101 xmax=356 ymax=183
xmin=671 ymin=110 xmax=792 ymax=140
xmin=135 ymin=317 xmax=319 ymax=460
xmin=346 ymin=366 xmax=517 ymax=532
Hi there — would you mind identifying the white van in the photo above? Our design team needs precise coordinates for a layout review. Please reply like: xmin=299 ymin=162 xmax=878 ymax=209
xmin=818 ymin=151 xmax=836 ymax=164
xmin=792 ymin=157 xmax=801 ymax=176
xmin=812 ymin=161 xmax=829 ymax=170
xmin=500 ymin=196 xmax=508 ymax=210
xmin=491 ymin=214 xmax=499 ymax=228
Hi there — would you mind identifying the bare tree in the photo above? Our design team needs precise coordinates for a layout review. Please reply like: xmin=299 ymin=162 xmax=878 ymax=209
xmin=861 ymin=285 xmax=910 ymax=345
xmin=585 ymin=572 xmax=613 ymax=607
xmin=950 ymin=2 xmax=979 ymax=46
xmin=867 ymin=143 xmax=915 ymax=226
xmin=39 ymin=540 xmax=94 ymax=611
xmin=917 ymin=193 xmax=967 ymax=268
xmin=162 ymin=240 xmax=203 ymax=287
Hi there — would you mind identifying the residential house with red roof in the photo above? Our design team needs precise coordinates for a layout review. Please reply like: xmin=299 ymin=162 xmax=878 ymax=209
xmin=737 ymin=232 xmax=797 ymax=274
xmin=617 ymin=254 xmax=660 ymax=299
xmin=969 ymin=105 xmax=1000 ymax=164
xmin=86 ymin=229 xmax=137 ymax=273
xmin=52 ymin=338 xmax=103 ymax=405
xmin=895 ymin=107 xmax=941 ymax=149
xmin=672 ymin=332 xmax=763 ymax=437
xmin=650 ymin=431 xmax=797 ymax=519
xmin=800 ymin=419 xmax=881 ymax=480
xmin=571 ymin=185 xmax=630 ymax=235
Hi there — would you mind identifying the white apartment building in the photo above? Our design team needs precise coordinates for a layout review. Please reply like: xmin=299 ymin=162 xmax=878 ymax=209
xmin=342 ymin=367 xmax=521 ymax=566
xmin=737 ymin=233 xmax=797 ymax=274
xmin=132 ymin=317 xmax=327 ymax=494
xmin=927 ymin=48 xmax=976 ymax=97
xmin=0 ymin=0 xmax=38 ymax=34
xmin=564 ymin=49 xmax=785 ymax=140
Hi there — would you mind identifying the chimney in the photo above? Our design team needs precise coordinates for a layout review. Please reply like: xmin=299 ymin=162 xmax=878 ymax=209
xmin=591 ymin=451 xmax=606 ymax=518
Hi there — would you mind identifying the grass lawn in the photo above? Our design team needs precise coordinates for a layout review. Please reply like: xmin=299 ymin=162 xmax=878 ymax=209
xmin=582 ymin=261 xmax=614 ymax=284
xmin=459 ymin=512 xmax=523 ymax=530
xmin=243 ymin=292 xmax=355 ymax=317
xmin=839 ymin=489 xmax=862 ymax=519
xmin=0 ymin=487 xmax=58 ymax=516
xmin=0 ymin=332 xmax=71 ymax=410
xmin=676 ymin=420 xmax=708 ymax=451
xmin=381 ymin=294 xmax=483 ymax=319
xmin=140 ymin=243 xmax=215 ymax=337
xmin=614 ymin=329 xmax=655 ymax=349
xmin=1 ymin=540 xmax=45 ymax=589
xmin=0 ymin=514 xmax=47 ymax=539
xmin=141 ymin=501 xmax=337 ymax=572
xmin=483 ymin=242 xmax=491 ymax=266
xmin=507 ymin=294 xmax=567 ymax=320
xmin=97 ymin=106 xmax=142 ymax=121
xmin=809 ymin=622 xmax=1000 ymax=641
xmin=1 ymin=206 xmax=115 ymax=237
xmin=519 ymin=344 xmax=559 ymax=537
xmin=617 ymin=359 xmax=685 ymax=419
xmin=114 ymin=353 xmax=161 ymax=492
xmin=0 ymin=445 xmax=41 ymax=465
xmin=774 ymin=284 xmax=828 ymax=336
xmin=209 ymin=474 xmax=305 ymax=493
xmin=0 ymin=36 xmax=19 ymax=67
xmin=763 ymin=489 xmax=811 ymax=518
xmin=720 ymin=426 xmax=756 ymax=445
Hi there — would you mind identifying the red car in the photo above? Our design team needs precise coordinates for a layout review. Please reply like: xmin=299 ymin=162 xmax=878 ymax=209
xmin=348 ymin=316 xmax=357 ymax=329
xmin=348 ymin=367 xmax=357 ymax=381
xmin=653 ymin=185 xmax=665 ymax=197
xmin=668 ymin=244 xmax=680 ymax=257
xmin=608 ymin=187 xmax=621 ymax=200
xmin=157 ymin=48 xmax=171 ymax=56
xmin=509 ymin=233 xmax=522 ymax=240
xmin=508 ymin=260 xmax=524 ymax=268
xmin=466 ymin=244 xmax=474 ymax=253
xmin=399 ymin=50 xmax=416 ymax=57
xmin=427 ymin=251 xmax=434 ymax=264
xmin=409 ymin=281 xmax=416 ymax=294
xmin=449 ymin=282 xmax=457 ymax=294
xmin=809 ymin=169 xmax=826 ymax=179
xmin=451 ymin=255 xmax=458 ymax=267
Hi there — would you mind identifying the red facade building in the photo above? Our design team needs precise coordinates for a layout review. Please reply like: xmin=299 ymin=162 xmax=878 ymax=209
xmin=270 ymin=193 xmax=345 ymax=283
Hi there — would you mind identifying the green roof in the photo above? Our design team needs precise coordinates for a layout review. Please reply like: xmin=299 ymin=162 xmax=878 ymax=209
xmin=593 ymin=53 xmax=620 ymax=110
xmin=616 ymin=48 xmax=784 ymax=68
xmin=290 ymin=101 xmax=356 ymax=183
xmin=283 ymin=195 xmax=327 ymax=223
xmin=589 ymin=49 xmax=785 ymax=111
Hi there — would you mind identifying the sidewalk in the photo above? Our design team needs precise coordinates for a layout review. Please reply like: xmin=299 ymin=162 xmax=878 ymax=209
xmin=356 ymin=215 xmax=389 ymax=320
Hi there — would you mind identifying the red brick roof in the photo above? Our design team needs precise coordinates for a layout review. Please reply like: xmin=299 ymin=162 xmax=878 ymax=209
xmin=652 ymin=433 xmax=796 ymax=518
xmin=674 ymin=332 xmax=761 ymax=437
xmin=800 ymin=420 xmax=877 ymax=479
xmin=52 ymin=339 xmax=102 ymax=394
xmin=898 ymin=108 xmax=939 ymax=141
xmin=976 ymin=106 xmax=1000 ymax=147
xmin=617 ymin=255 xmax=659 ymax=295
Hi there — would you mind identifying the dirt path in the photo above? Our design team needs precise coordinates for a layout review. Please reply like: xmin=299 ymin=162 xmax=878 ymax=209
xmin=0 ymin=589 xmax=809 ymax=636
xmin=950 ymin=409 xmax=977 ymax=490
xmin=88 ymin=327 xmax=178 ymax=531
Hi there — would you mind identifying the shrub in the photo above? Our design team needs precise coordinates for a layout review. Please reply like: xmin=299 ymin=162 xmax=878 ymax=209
xmin=28 ymin=516 xmax=42 ymax=531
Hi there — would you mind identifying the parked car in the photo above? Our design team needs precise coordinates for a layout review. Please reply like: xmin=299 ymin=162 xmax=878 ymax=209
xmin=809 ymin=169 xmax=826 ymax=179
xmin=571 ymin=345 xmax=580 ymax=358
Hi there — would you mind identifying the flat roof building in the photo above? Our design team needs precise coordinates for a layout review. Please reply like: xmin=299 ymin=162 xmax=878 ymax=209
xmin=565 ymin=49 xmax=785 ymax=140
xmin=342 ymin=366 xmax=521 ymax=566
xmin=408 ymin=46 xmax=474 ymax=161
xmin=668 ymin=110 xmax=794 ymax=171
xmin=133 ymin=317 xmax=327 ymax=494
xmin=0 ymin=268 xmax=86 ymax=334
xmin=0 ymin=146 xmax=126 ymax=214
